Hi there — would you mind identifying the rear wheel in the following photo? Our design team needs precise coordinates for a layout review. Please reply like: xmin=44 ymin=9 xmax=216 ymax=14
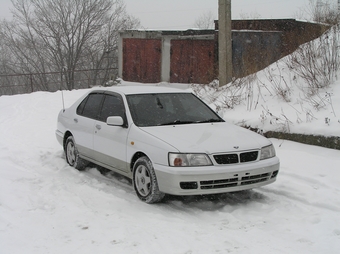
xmin=133 ymin=156 xmax=165 ymax=204
xmin=65 ymin=136 xmax=88 ymax=170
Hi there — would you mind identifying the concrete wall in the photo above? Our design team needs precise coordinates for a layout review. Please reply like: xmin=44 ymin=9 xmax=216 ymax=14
xmin=231 ymin=31 xmax=282 ymax=78
xmin=229 ymin=19 xmax=330 ymax=57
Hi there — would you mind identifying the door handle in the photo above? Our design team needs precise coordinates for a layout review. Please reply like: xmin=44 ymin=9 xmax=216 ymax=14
xmin=74 ymin=118 xmax=78 ymax=123
xmin=95 ymin=124 xmax=101 ymax=130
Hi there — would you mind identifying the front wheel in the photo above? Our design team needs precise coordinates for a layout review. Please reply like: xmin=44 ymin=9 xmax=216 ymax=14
xmin=133 ymin=156 xmax=165 ymax=204
xmin=65 ymin=136 xmax=88 ymax=170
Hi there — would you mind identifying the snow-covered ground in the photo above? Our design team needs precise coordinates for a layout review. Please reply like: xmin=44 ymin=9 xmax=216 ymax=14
xmin=1 ymin=26 xmax=340 ymax=253
xmin=0 ymin=82 xmax=340 ymax=253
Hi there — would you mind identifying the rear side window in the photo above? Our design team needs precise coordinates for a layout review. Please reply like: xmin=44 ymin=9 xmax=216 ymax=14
xmin=77 ymin=93 xmax=104 ymax=119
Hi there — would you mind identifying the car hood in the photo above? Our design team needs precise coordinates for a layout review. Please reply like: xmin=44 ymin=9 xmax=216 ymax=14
xmin=139 ymin=122 xmax=270 ymax=154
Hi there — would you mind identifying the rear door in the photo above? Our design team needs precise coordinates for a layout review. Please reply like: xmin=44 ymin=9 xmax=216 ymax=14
xmin=93 ymin=93 xmax=129 ymax=174
xmin=73 ymin=93 xmax=104 ymax=159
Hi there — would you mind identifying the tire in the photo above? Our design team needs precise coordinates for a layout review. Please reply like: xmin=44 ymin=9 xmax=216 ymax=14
xmin=133 ymin=156 xmax=165 ymax=204
xmin=65 ymin=136 xmax=88 ymax=171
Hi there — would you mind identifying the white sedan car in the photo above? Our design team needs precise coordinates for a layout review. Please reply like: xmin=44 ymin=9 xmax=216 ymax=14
xmin=56 ymin=86 xmax=279 ymax=203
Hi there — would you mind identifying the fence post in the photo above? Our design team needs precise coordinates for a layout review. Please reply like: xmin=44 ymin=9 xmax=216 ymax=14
xmin=30 ymin=74 xmax=33 ymax=92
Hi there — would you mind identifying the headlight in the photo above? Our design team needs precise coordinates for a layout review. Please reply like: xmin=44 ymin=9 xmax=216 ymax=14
xmin=169 ymin=153 xmax=212 ymax=167
xmin=260 ymin=145 xmax=276 ymax=160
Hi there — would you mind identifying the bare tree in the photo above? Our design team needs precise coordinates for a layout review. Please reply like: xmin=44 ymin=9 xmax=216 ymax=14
xmin=85 ymin=3 xmax=140 ymax=87
xmin=1 ymin=0 xmax=140 ymax=91
xmin=194 ymin=11 xmax=215 ymax=29
xmin=301 ymin=0 xmax=339 ymax=24
xmin=239 ymin=12 xmax=262 ymax=20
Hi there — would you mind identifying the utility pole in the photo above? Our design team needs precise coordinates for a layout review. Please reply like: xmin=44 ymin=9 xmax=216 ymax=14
xmin=218 ymin=0 xmax=232 ymax=87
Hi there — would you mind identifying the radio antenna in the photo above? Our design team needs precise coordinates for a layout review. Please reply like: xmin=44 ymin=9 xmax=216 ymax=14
xmin=60 ymin=67 xmax=65 ymax=112
xmin=61 ymin=90 xmax=65 ymax=112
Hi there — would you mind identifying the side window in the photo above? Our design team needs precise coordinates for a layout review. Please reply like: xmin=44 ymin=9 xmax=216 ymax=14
xmin=76 ymin=97 xmax=88 ymax=115
xmin=98 ymin=94 xmax=125 ymax=122
xmin=77 ymin=93 xmax=104 ymax=119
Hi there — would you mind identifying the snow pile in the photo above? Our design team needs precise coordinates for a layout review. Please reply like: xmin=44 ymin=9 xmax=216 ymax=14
xmin=193 ymin=27 xmax=340 ymax=137
xmin=0 ymin=86 xmax=340 ymax=253
xmin=193 ymin=68 xmax=340 ymax=137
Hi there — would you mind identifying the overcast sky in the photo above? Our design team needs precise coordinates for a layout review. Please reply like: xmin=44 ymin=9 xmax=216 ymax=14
xmin=0 ymin=0 xmax=338 ymax=29
xmin=124 ymin=0 xmax=313 ymax=29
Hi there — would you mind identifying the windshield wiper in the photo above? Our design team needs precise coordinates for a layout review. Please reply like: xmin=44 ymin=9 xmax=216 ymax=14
xmin=160 ymin=120 xmax=196 ymax=126
xmin=196 ymin=118 xmax=225 ymax=123
xmin=160 ymin=118 xmax=224 ymax=126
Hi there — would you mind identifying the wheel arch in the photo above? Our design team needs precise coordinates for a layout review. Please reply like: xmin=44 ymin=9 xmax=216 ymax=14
xmin=131 ymin=152 xmax=165 ymax=203
xmin=130 ymin=152 xmax=148 ymax=172
xmin=63 ymin=131 xmax=73 ymax=151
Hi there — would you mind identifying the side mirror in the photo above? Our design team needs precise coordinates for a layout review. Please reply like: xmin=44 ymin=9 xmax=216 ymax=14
xmin=106 ymin=116 xmax=124 ymax=126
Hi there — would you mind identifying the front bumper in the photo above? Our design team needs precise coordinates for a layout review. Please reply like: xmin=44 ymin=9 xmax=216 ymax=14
xmin=154 ymin=156 xmax=280 ymax=195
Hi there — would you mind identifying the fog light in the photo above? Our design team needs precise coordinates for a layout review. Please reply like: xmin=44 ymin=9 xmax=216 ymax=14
xmin=180 ymin=182 xmax=198 ymax=189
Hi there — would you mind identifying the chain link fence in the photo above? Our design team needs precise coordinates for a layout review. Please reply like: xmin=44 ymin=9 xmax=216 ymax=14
xmin=0 ymin=68 xmax=118 ymax=96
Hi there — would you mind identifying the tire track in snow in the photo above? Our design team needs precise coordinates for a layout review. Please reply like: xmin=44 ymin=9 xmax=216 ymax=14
xmin=258 ymin=188 xmax=340 ymax=213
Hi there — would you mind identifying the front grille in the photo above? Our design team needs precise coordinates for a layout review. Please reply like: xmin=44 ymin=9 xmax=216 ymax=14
xmin=271 ymin=170 xmax=279 ymax=178
xmin=214 ymin=154 xmax=238 ymax=164
xmin=200 ymin=178 xmax=238 ymax=189
xmin=240 ymin=151 xmax=258 ymax=162
xmin=242 ymin=173 xmax=270 ymax=181
xmin=195 ymin=171 xmax=277 ymax=190
xmin=241 ymin=173 xmax=270 ymax=186
xmin=213 ymin=151 xmax=259 ymax=165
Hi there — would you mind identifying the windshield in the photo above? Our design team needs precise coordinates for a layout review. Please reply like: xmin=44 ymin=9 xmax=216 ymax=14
xmin=126 ymin=93 xmax=224 ymax=127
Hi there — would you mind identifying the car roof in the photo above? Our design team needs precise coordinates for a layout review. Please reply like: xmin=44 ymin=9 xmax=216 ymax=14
xmin=91 ymin=85 xmax=192 ymax=95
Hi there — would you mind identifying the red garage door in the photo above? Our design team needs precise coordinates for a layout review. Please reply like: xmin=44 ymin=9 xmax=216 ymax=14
xmin=170 ymin=40 xmax=215 ymax=84
xmin=123 ymin=38 xmax=161 ymax=83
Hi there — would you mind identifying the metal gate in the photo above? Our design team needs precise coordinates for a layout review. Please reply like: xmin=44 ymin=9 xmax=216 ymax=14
xmin=170 ymin=39 xmax=215 ymax=84
xmin=123 ymin=38 xmax=162 ymax=83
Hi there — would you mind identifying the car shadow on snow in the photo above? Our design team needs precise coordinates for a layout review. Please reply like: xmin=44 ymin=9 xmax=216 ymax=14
xmin=83 ymin=164 xmax=268 ymax=211
xmin=161 ymin=191 xmax=268 ymax=211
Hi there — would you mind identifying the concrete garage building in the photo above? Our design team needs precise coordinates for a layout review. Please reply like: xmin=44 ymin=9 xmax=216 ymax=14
xmin=118 ymin=19 xmax=329 ymax=84
xmin=118 ymin=30 xmax=216 ymax=84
